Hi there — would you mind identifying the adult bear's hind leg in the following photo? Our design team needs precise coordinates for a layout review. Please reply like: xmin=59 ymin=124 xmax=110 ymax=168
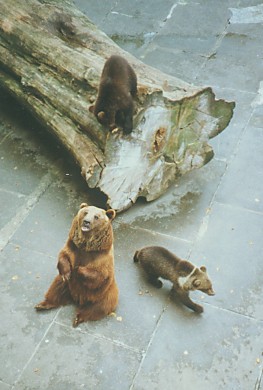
xmin=73 ymin=302 xmax=106 ymax=327
xmin=73 ymin=284 xmax=119 ymax=327
xmin=35 ymin=275 xmax=72 ymax=311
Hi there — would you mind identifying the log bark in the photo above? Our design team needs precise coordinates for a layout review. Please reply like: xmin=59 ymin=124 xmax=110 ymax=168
xmin=0 ymin=0 xmax=235 ymax=212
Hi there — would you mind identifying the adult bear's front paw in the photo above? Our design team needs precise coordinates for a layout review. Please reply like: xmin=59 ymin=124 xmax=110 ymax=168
xmin=57 ymin=258 xmax=71 ymax=281
xmin=61 ymin=271 xmax=71 ymax=282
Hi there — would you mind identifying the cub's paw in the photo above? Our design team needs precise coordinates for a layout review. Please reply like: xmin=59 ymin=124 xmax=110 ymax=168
xmin=155 ymin=279 xmax=163 ymax=289
xmin=149 ymin=277 xmax=163 ymax=289
xmin=193 ymin=304 xmax=204 ymax=314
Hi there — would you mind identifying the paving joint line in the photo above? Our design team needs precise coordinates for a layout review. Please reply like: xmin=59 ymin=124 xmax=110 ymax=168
xmin=54 ymin=320 xmax=142 ymax=355
xmin=195 ymin=18 xmax=231 ymax=82
xmin=10 ymin=310 xmax=61 ymax=390
xmin=115 ymin=221 xmax=193 ymax=244
xmin=214 ymin=200 xmax=263 ymax=216
xmin=200 ymin=301 xmax=263 ymax=322
xmin=0 ymin=172 xmax=54 ymax=252
xmin=189 ymin=98 xmax=256 ymax=254
xmin=255 ymin=367 xmax=263 ymax=390
xmin=129 ymin=299 xmax=170 ymax=389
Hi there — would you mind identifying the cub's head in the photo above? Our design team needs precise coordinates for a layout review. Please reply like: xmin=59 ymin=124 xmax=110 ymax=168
xmin=77 ymin=203 xmax=116 ymax=233
xmin=188 ymin=266 xmax=215 ymax=296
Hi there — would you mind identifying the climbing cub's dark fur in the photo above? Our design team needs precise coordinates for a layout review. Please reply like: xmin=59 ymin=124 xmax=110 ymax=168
xmin=89 ymin=55 xmax=137 ymax=134
xmin=134 ymin=246 xmax=215 ymax=313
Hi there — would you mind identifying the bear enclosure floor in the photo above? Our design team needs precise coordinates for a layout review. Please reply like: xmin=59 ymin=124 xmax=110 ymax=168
xmin=0 ymin=1 xmax=263 ymax=389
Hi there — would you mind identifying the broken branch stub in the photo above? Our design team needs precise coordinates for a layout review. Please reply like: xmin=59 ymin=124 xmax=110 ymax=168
xmin=0 ymin=0 xmax=235 ymax=212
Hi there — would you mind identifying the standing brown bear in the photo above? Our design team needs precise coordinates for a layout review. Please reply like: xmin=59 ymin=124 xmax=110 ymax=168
xmin=89 ymin=54 xmax=137 ymax=134
xmin=35 ymin=203 xmax=118 ymax=327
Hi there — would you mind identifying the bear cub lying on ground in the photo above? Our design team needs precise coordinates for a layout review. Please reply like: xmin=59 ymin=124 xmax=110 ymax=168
xmin=134 ymin=246 xmax=215 ymax=313
xmin=89 ymin=54 xmax=137 ymax=134
xmin=35 ymin=203 xmax=118 ymax=327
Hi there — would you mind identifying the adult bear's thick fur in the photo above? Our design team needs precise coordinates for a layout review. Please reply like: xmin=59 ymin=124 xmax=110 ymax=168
xmin=35 ymin=204 xmax=118 ymax=327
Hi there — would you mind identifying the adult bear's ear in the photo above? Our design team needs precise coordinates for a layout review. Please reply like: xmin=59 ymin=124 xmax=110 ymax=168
xmin=106 ymin=209 xmax=116 ymax=221
xmin=80 ymin=203 xmax=88 ymax=209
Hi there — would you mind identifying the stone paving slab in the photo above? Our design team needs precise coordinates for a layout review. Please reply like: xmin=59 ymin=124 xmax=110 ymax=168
xmin=197 ymin=21 xmax=263 ymax=92
xmin=117 ymin=159 xmax=227 ymax=242
xmin=10 ymin=183 xmax=83 ymax=257
xmin=0 ymin=244 xmax=57 ymax=385
xmin=133 ymin=304 xmax=263 ymax=390
xmin=0 ymin=190 xmax=25 ymax=230
xmin=0 ymin=125 xmax=50 ymax=196
xmin=15 ymin=322 xmax=141 ymax=390
xmin=250 ymin=104 xmax=263 ymax=128
xmin=209 ymin=88 xmax=255 ymax=161
xmin=215 ymin=124 xmax=263 ymax=213
xmin=190 ymin=201 xmax=263 ymax=319
xmin=153 ymin=1 xmax=231 ymax=44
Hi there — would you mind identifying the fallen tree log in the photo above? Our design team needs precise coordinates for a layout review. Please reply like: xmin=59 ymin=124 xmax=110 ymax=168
xmin=0 ymin=0 xmax=235 ymax=212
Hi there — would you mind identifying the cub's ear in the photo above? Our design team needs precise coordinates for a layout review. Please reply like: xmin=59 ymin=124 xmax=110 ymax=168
xmin=97 ymin=111 xmax=106 ymax=121
xmin=80 ymin=203 xmax=88 ymax=209
xmin=200 ymin=266 xmax=207 ymax=273
xmin=106 ymin=209 xmax=116 ymax=221
xmin=193 ymin=279 xmax=201 ymax=288
xmin=89 ymin=105 xmax=95 ymax=113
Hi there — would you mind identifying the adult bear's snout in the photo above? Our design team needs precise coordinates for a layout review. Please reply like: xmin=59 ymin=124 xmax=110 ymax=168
xmin=81 ymin=219 xmax=91 ymax=232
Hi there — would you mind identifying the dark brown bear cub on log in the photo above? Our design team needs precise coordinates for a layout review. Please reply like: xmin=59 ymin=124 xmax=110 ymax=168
xmin=35 ymin=203 xmax=118 ymax=327
xmin=89 ymin=55 xmax=137 ymax=134
xmin=134 ymin=246 xmax=215 ymax=313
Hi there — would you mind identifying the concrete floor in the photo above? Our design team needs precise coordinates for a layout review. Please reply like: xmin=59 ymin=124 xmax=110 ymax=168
xmin=0 ymin=1 xmax=263 ymax=389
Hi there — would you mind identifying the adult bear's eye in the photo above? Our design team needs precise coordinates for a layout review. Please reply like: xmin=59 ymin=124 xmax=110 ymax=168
xmin=94 ymin=215 xmax=99 ymax=220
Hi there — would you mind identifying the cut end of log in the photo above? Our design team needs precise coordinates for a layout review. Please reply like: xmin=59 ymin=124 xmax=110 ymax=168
xmin=97 ymin=88 xmax=234 ymax=212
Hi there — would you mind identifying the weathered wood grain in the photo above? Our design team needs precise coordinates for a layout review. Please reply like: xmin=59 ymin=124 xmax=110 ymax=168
xmin=0 ymin=0 xmax=235 ymax=211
